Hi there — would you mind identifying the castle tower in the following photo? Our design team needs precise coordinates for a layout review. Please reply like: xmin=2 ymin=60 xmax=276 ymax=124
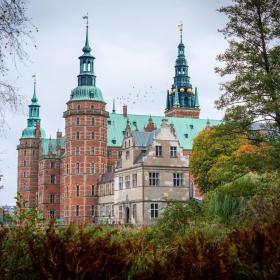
xmin=17 ymin=78 xmax=46 ymax=208
xmin=165 ymin=22 xmax=200 ymax=118
xmin=63 ymin=19 xmax=109 ymax=224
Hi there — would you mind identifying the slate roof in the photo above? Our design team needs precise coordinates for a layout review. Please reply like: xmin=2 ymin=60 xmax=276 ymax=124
xmin=41 ymin=137 xmax=65 ymax=156
xmin=99 ymin=172 xmax=114 ymax=184
xmin=132 ymin=130 xmax=160 ymax=147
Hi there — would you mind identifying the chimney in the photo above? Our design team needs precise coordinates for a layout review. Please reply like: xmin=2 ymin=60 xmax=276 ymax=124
xmin=123 ymin=105 xmax=128 ymax=117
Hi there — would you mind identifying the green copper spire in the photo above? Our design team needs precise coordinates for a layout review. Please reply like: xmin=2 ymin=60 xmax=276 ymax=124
xmin=82 ymin=15 xmax=92 ymax=54
xmin=31 ymin=76 xmax=38 ymax=104
xmin=173 ymin=22 xmax=189 ymax=89
xmin=70 ymin=16 xmax=105 ymax=102
xmin=22 ymin=78 xmax=46 ymax=139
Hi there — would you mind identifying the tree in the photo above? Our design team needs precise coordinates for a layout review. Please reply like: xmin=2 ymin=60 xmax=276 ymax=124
xmin=216 ymin=0 xmax=280 ymax=132
xmin=0 ymin=0 xmax=37 ymax=130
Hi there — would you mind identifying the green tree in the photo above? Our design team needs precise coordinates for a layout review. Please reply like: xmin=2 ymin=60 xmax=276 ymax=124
xmin=216 ymin=0 xmax=280 ymax=131
xmin=190 ymin=124 xmax=251 ymax=193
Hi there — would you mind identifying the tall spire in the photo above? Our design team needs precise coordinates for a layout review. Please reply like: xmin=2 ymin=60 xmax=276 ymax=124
xmin=31 ymin=74 xmax=38 ymax=103
xmin=82 ymin=14 xmax=92 ymax=54
xmin=178 ymin=21 xmax=183 ymax=44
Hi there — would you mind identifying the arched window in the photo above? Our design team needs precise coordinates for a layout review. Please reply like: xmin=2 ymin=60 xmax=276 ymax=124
xmin=83 ymin=61 xmax=86 ymax=71
xmin=76 ymin=117 xmax=80 ymax=125
xmin=76 ymin=162 xmax=80 ymax=174
xmin=76 ymin=185 xmax=80 ymax=197
xmin=87 ymin=61 xmax=91 ymax=71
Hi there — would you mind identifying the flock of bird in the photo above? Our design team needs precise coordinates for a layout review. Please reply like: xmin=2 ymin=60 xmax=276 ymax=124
xmin=115 ymin=86 xmax=159 ymax=106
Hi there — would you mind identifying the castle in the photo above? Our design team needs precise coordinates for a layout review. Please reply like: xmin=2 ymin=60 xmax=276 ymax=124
xmin=17 ymin=22 xmax=220 ymax=225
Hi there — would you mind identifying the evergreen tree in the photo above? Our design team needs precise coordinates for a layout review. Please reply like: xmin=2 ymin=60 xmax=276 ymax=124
xmin=216 ymin=0 xmax=280 ymax=131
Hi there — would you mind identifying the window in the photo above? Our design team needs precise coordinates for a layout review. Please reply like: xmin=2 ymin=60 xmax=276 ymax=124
xmin=91 ymin=185 xmax=96 ymax=196
xmin=50 ymin=193 xmax=55 ymax=204
xmin=92 ymin=205 xmax=95 ymax=216
xmin=118 ymin=151 xmax=122 ymax=158
xmin=125 ymin=175 xmax=130 ymax=189
xmin=132 ymin=174 xmax=137 ymax=188
xmin=23 ymin=150 xmax=26 ymax=156
xmin=77 ymin=104 xmax=81 ymax=110
xmin=90 ymin=162 xmax=95 ymax=174
xmin=23 ymin=171 xmax=26 ymax=178
xmin=51 ymin=162 xmax=55 ymax=168
xmin=76 ymin=117 xmax=80 ymax=125
xmin=125 ymin=151 xmax=130 ymax=160
xmin=119 ymin=177 xmax=123 ymax=190
xmin=90 ymin=146 xmax=95 ymax=155
xmin=119 ymin=205 xmax=123 ymax=219
xmin=132 ymin=204 xmax=137 ymax=220
xmin=23 ymin=160 xmax=26 ymax=167
xmin=155 ymin=145 xmax=162 ymax=157
xmin=50 ymin=175 xmax=56 ymax=184
xmin=107 ymin=165 xmax=112 ymax=173
xmin=149 ymin=172 xmax=160 ymax=186
xmin=76 ymin=163 xmax=80 ymax=174
xmin=88 ymin=62 xmax=91 ymax=71
xmin=170 ymin=146 xmax=177 ymax=157
xmin=150 ymin=203 xmax=159 ymax=219
xmin=76 ymin=147 xmax=80 ymax=155
xmin=76 ymin=205 xmax=80 ymax=216
xmin=173 ymin=173 xmax=184 ymax=187
xmin=91 ymin=117 xmax=95 ymax=125
xmin=76 ymin=185 xmax=80 ymax=197
xmin=66 ymin=164 xmax=69 ymax=174
xmin=76 ymin=131 xmax=80 ymax=140
xmin=107 ymin=150 xmax=112 ymax=158
xmin=106 ymin=184 xmax=110 ymax=195
xmin=49 ymin=210 xmax=55 ymax=219
xmin=91 ymin=132 xmax=95 ymax=139
xmin=111 ymin=205 xmax=114 ymax=217
xmin=100 ymin=185 xmax=104 ymax=196
xmin=32 ymin=150 xmax=35 ymax=156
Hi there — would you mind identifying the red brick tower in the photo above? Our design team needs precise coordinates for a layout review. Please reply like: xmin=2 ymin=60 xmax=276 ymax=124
xmin=17 ymin=78 xmax=46 ymax=208
xmin=63 ymin=20 xmax=109 ymax=224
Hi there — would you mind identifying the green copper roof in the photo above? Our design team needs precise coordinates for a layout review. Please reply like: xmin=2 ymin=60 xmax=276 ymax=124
xmin=70 ymin=85 xmax=104 ymax=102
xmin=22 ymin=127 xmax=46 ymax=139
xmin=41 ymin=137 xmax=65 ymax=156
xmin=107 ymin=113 xmax=221 ymax=150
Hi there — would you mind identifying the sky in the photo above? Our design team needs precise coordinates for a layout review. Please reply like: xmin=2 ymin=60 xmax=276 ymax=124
xmin=0 ymin=0 xmax=231 ymax=205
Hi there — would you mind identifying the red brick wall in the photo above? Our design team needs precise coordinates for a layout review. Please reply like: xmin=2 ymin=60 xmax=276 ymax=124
xmin=17 ymin=138 xmax=40 ymax=208
xmin=165 ymin=108 xmax=200 ymax=119
xmin=63 ymin=100 xmax=109 ymax=225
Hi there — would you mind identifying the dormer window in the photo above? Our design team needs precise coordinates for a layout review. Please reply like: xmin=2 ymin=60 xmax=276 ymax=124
xmin=184 ymin=133 xmax=189 ymax=138
xmin=190 ymin=124 xmax=194 ymax=129
xmin=170 ymin=146 xmax=177 ymax=158
xmin=155 ymin=146 xmax=162 ymax=157
xmin=125 ymin=151 xmax=130 ymax=160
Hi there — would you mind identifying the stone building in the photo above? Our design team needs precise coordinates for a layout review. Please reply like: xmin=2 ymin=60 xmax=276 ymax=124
xmin=17 ymin=22 xmax=220 ymax=225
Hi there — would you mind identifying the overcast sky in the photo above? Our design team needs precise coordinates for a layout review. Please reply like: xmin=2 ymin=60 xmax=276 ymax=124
xmin=0 ymin=0 xmax=231 ymax=205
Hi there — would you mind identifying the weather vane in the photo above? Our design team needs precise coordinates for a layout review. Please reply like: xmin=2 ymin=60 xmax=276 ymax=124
xmin=83 ymin=13 xmax=89 ymax=26
xmin=178 ymin=21 xmax=183 ymax=43
xmin=32 ymin=74 xmax=36 ymax=84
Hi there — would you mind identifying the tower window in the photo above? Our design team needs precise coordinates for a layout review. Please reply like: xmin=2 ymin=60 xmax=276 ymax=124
xmin=76 ymin=163 xmax=80 ymax=174
xmin=50 ymin=193 xmax=55 ymax=204
xmin=50 ymin=175 xmax=56 ymax=184
xmin=87 ymin=62 xmax=91 ymax=71
xmin=91 ymin=118 xmax=95 ymax=126
xmin=23 ymin=160 xmax=26 ymax=167
xmin=76 ymin=205 xmax=80 ymax=216
xmin=91 ymin=185 xmax=96 ymax=196
xmin=76 ymin=117 xmax=80 ymax=125
xmin=77 ymin=104 xmax=81 ymax=110
xmin=90 ymin=147 xmax=95 ymax=155
xmin=83 ymin=61 xmax=86 ymax=71
xmin=23 ymin=150 xmax=26 ymax=156
xmin=91 ymin=132 xmax=95 ymax=139
xmin=76 ymin=185 xmax=80 ymax=197
xmin=76 ymin=147 xmax=80 ymax=155
xmin=90 ymin=162 xmax=95 ymax=174
xmin=76 ymin=132 xmax=80 ymax=140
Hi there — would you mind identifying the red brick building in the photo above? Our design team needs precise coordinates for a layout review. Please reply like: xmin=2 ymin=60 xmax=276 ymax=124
xmin=17 ymin=23 xmax=220 ymax=224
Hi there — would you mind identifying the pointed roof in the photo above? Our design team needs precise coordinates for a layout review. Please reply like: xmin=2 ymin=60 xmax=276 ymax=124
xmin=31 ymin=79 xmax=38 ymax=104
xmin=82 ymin=23 xmax=92 ymax=54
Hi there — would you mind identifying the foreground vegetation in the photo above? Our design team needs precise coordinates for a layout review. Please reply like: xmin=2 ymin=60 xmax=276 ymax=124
xmin=0 ymin=172 xmax=279 ymax=279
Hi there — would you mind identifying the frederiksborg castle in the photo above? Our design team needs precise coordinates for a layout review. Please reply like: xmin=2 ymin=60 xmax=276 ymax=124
xmin=17 ymin=23 xmax=220 ymax=225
